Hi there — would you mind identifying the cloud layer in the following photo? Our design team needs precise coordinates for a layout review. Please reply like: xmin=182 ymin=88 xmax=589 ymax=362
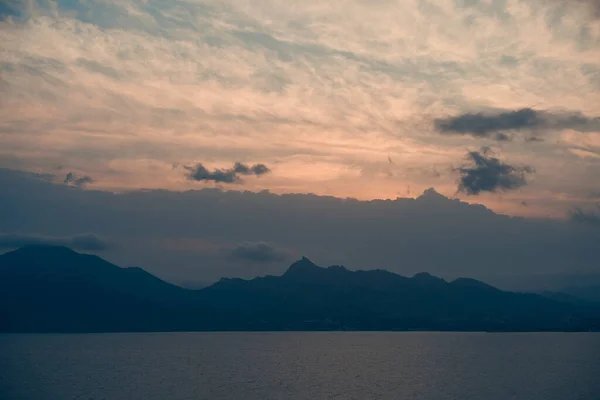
xmin=0 ymin=232 xmax=110 ymax=251
xmin=228 ymin=242 xmax=287 ymax=263
xmin=569 ymin=206 xmax=600 ymax=225
xmin=1 ymin=169 xmax=598 ymax=290
xmin=0 ymin=0 xmax=599 ymax=217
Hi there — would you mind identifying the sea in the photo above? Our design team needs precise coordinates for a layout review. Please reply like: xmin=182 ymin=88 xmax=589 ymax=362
xmin=1 ymin=332 xmax=599 ymax=400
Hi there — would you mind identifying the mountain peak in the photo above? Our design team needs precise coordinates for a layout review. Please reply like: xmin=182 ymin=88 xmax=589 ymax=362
xmin=283 ymin=257 xmax=322 ymax=277
xmin=295 ymin=256 xmax=317 ymax=267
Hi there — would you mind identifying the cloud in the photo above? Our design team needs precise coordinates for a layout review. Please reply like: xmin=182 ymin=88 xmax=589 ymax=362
xmin=569 ymin=206 xmax=600 ymax=225
xmin=0 ymin=1 xmax=21 ymax=20
xmin=588 ymin=0 xmax=600 ymax=15
xmin=64 ymin=172 xmax=94 ymax=187
xmin=0 ymin=0 xmax=599 ymax=218
xmin=228 ymin=242 xmax=287 ymax=263
xmin=1 ymin=168 xmax=599 ymax=288
xmin=456 ymin=148 xmax=534 ymax=195
xmin=568 ymin=148 xmax=600 ymax=159
xmin=567 ymin=0 xmax=600 ymax=18
xmin=233 ymin=162 xmax=271 ymax=176
xmin=184 ymin=162 xmax=271 ymax=184
xmin=0 ymin=232 xmax=110 ymax=251
xmin=436 ymin=108 xmax=538 ymax=139
xmin=435 ymin=108 xmax=600 ymax=140
xmin=525 ymin=137 xmax=544 ymax=143
xmin=184 ymin=164 xmax=237 ymax=183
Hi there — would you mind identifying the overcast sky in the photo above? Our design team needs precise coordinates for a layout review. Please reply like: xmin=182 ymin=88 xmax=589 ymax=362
xmin=1 ymin=0 xmax=599 ymax=287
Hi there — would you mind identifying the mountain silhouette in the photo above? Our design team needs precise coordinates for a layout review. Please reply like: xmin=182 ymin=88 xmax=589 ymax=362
xmin=0 ymin=246 xmax=195 ymax=332
xmin=1 ymin=246 xmax=598 ymax=332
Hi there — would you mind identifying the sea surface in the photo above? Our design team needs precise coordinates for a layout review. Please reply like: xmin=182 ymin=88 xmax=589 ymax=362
xmin=1 ymin=332 xmax=599 ymax=400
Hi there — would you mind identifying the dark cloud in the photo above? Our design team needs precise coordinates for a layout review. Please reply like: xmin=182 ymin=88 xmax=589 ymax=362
xmin=228 ymin=242 xmax=287 ymax=263
xmin=64 ymin=172 xmax=94 ymax=187
xmin=249 ymin=164 xmax=270 ymax=175
xmin=569 ymin=206 xmax=600 ymax=225
xmin=436 ymin=108 xmax=539 ymax=138
xmin=435 ymin=108 xmax=600 ymax=140
xmin=0 ymin=233 xmax=110 ymax=251
xmin=232 ymin=162 xmax=251 ymax=174
xmin=185 ymin=162 xmax=271 ymax=183
xmin=185 ymin=164 xmax=238 ymax=183
xmin=456 ymin=148 xmax=534 ymax=195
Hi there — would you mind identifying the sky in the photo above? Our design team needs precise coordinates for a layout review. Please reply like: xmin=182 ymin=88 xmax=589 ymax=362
xmin=1 ymin=0 xmax=599 ymax=287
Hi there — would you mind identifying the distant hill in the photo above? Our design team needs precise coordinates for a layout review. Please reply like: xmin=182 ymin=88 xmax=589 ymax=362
xmin=538 ymin=285 xmax=600 ymax=306
xmin=0 ymin=246 xmax=198 ymax=332
xmin=1 ymin=247 xmax=599 ymax=332
xmin=561 ymin=284 xmax=600 ymax=304
xmin=539 ymin=291 xmax=593 ymax=307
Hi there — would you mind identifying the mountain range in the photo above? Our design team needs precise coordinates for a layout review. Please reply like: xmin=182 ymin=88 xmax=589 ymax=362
xmin=1 ymin=246 xmax=598 ymax=332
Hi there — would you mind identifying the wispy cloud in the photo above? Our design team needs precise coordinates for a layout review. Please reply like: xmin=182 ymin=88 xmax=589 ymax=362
xmin=558 ymin=0 xmax=600 ymax=18
xmin=0 ymin=1 xmax=21 ymax=20
xmin=0 ymin=0 xmax=599 ymax=216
